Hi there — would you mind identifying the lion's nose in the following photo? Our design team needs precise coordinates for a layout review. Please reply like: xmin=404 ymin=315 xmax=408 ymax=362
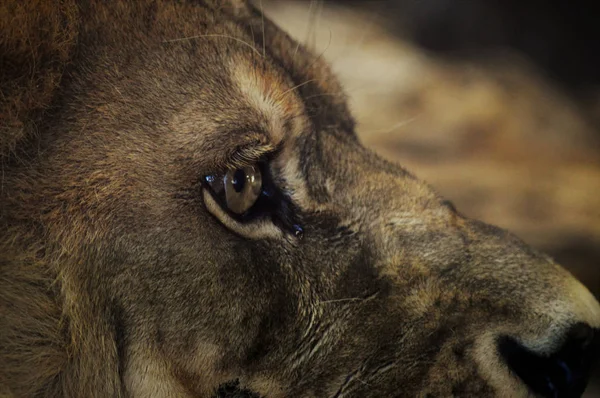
xmin=498 ymin=323 xmax=600 ymax=398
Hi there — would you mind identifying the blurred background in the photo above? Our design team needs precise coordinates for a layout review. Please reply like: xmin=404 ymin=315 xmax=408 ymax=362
xmin=261 ymin=1 xmax=600 ymax=395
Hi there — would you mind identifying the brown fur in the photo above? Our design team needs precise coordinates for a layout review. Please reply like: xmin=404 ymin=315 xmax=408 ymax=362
xmin=0 ymin=0 xmax=78 ymax=157
xmin=1 ymin=1 xmax=599 ymax=397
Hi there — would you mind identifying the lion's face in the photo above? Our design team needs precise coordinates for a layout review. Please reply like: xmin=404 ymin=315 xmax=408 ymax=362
xmin=1 ymin=1 xmax=599 ymax=397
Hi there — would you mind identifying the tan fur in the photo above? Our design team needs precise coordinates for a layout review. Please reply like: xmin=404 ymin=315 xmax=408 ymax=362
xmin=1 ymin=1 xmax=599 ymax=397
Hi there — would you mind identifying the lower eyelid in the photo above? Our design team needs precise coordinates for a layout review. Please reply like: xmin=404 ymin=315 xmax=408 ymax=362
xmin=202 ymin=189 xmax=283 ymax=240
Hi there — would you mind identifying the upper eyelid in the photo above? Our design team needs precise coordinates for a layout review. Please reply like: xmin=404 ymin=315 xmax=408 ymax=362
xmin=230 ymin=145 xmax=272 ymax=165
xmin=203 ymin=126 xmax=272 ymax=169
xmin=222 ymin=141 xmax=283 ymax=171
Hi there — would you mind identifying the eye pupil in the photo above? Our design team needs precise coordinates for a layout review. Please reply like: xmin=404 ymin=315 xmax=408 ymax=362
xmin=232 ymin=169 xmax=246 ymax=193
xmin=219 ymin=166 xmax=262 ymax=215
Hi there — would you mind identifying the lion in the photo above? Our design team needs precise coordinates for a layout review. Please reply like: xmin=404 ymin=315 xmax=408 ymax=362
xmin=1 ymin=1 xmax=599 ymax=397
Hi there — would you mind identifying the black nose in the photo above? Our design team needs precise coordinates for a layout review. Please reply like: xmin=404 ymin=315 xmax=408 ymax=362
xmin=498 ymin=323 xmax=600 ymax=398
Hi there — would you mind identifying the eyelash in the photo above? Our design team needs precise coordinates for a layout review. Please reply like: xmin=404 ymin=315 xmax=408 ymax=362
xmin=203 ymin=162 xmax=304 ymax=238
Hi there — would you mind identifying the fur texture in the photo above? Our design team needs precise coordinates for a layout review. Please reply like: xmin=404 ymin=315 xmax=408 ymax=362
xmin=1 ymin=1 xmax=599 ymax=397
xmin=0 ymin=0 xmax=78 ymax=157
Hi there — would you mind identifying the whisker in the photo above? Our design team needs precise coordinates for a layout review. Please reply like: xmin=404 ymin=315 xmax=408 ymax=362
xmin=304 ymin=92 xmax=345 ymax=100
xmin=277 ymin=79 xmax=317 ymax=100
xmin=292 ymin=40 xmax=302 ymax=64
xmin=355 ymin=377 xmax=371 ymax=387
xmin=259 ymin=0 xmax=266 ymax=57
xmin=320 ymin=291 xmax=379 ymax=304
xmin=360 ymin=116 xmax=421 ymax=136
xmin=163 ymin=34 xmax=262 ymax=58
xmin=306 ymin=1 xmax=326 ymax=50
xmin=302 ymin=80 xmax=372 ymax=101
xmin=320 ymin=297 xmax=366 ymax=304
xmin=304 ymin=0 xmax=317 ymax=49
xmin=352 ymin=6 xmax=385 ymax=54
xmin=314 ymin=1 xmax=324 ymax=50
xmin=306 ymin=28 xmax=332 ymax=71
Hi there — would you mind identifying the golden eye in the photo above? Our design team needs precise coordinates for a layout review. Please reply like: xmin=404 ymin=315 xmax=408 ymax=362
xmin=223 ymin=166 xmax=262 ymax=214
xmin=203 ymin=164 xmax=304 ymax=238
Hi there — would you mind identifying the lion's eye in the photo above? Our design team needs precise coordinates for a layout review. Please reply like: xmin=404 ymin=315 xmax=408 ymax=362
xmin=204 ymin=166 xmax=262 ymax=215
xmin=224 ymin=166 xmax=262 ymax=214
xmin=203 ymin=163 xmax=303 ymax=238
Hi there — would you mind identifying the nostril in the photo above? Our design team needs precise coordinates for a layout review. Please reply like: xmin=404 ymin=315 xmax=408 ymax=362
xmin=568 ymin=323 xmax=595 ymax=351
xmin=498 ymin=323 xmax=600 ymax=398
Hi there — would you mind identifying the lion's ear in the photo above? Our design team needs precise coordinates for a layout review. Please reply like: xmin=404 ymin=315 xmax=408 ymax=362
xmin=0 ymin=0 xmax=79 ymax=157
